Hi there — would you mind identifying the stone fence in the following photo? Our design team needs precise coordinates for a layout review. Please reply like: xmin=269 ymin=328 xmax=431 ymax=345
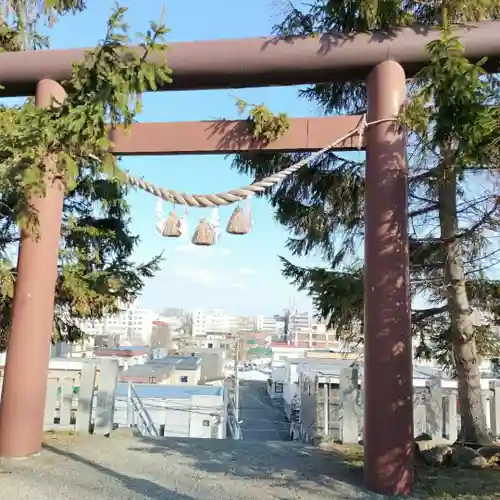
xmin=335 ymin=367 xmax=500 ymax=444
xmin=0 ymin=358 xmax=119 ymax=435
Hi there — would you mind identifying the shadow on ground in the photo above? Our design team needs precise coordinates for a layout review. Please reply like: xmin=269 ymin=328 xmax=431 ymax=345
xmin=127 ymin=436 xmax=366 ymax=497
xmin=127 ymin=437 xmax=500 ymax=499
xmin=42 ymin=443 xmax=197 ymax=500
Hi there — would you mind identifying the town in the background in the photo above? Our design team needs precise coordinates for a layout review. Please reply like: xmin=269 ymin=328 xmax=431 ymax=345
xmin=0 ymin=302 xmax=496 ymax=444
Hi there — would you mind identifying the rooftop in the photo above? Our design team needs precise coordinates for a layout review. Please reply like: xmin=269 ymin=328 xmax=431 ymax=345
xmin=186 ymin=347 xmax=226 ymax=354
xmin=117 ymin=345 xmax=150 ymax=351
xmin=119 ymin=364 xmax=174 ymax=378
xmin=116 ymin=383 xmax=224 ymax=399
xmin=299 ymin=358 xmax=451 ymax=381
xmin=94 ymin=346 xmax=150 ymax=357
xmin=147 ymin=356 xmax=202 ymax=371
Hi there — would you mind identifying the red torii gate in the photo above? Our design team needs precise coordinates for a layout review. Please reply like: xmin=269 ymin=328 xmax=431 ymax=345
xmin=0 ymin=20 xmax=499 ymax=497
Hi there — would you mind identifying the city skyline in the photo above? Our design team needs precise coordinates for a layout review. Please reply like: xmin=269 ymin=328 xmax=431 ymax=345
xmin=78 ymin=303 xmax=316 ymax=342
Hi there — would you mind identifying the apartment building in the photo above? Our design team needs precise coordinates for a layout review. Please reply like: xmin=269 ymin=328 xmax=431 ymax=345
xmin=284 ymin=318 xmax=355 ymax=350
xmin=256 ymin=315 xmax=286 ymax=338
xmin=192 ymin=310 xmax=231 ymax=336
xmin=286 ymin=311 xmax=310 ymax=344
xmin=191 ymin=310 xmax=257 ymax=336
xmin=79 ymin=304 xmax=161 ymax=345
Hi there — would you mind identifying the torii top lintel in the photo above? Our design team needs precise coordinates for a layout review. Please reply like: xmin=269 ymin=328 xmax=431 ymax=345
xmin=0 ymin=21 xmax=499 ymax=97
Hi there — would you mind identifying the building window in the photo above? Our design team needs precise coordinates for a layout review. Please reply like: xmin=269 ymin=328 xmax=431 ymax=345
xmin=202 ymin=420 xmax=210 ymax=427
xmin=274 ymin=382 xmax=284 ymax=393
xmin=180 ymin=376 xmax=188 ymax=383
xmin=208 ymin=343 xmax=213 ymax=348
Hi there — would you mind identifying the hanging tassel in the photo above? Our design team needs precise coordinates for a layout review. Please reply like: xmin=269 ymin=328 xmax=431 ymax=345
xmin=192 ymin=219 xmax=216 ymax=246
xmin=226 ymin=205 xmax=252 ymax=235
xmin=156 ymin=198 xmax=181 ymax=238
xmin=163 ymin=210 xmax=181 ymax=237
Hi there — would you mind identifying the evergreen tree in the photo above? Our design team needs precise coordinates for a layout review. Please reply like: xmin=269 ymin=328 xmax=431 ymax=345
xmin=0 ymin=0 xmax=86 ymax=49
xmin=234 ymin=1 xmax=500 ymax=444
xmin=0 ymin=5 xmax=170 ymax=350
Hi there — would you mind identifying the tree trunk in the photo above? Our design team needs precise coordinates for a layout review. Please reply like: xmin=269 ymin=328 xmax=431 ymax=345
xmin=438 ymin=157 xmax=491 ymax=446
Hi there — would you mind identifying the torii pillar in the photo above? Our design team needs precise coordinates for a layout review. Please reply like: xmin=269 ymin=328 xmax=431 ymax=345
xmin=364 ymin=60 xmax=414 ymax=495
xmin=0 ymin=79 xmax=67 ymax=457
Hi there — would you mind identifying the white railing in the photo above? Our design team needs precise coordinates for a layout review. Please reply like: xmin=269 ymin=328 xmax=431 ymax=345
xmin=127 ymin=382 xmax=159 ymax=437
xmin=227 ymin=413 xmax=242 ymax=440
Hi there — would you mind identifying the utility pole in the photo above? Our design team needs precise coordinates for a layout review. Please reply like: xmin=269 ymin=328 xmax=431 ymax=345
xmin=234 ymin=334 xmax=240 ymax=420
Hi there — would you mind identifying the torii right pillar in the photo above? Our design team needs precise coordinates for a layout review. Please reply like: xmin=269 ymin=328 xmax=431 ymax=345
xmin=364 ymin=60 xmax=414 ymax=496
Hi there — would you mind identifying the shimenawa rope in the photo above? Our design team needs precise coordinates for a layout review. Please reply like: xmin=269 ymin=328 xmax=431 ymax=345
xmin=126 ymin=114 xmax=396 ymax=208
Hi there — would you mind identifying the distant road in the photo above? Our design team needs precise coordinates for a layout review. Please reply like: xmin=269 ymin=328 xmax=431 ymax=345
xmin=238 ymin=380 xmax=290 ymax=441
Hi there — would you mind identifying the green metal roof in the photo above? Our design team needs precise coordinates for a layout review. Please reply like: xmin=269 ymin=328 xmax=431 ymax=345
xmin=248 ymin=347 xmax=272 ymax=356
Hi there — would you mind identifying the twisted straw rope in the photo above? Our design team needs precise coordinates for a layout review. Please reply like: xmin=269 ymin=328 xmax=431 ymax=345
xmin=126 ymin=115 xmax=396 ymax=208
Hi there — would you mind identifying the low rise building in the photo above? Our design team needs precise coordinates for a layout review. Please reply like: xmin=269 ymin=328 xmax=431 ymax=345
xmin=94 ymin=346 xmax=151 ymax=369
xmin=114 ymin=383 xmax=228 ymax=439
xmin=266 ymin=363 xmax=286 ymax=401
xmin=175 ymin=347 xmax=226 ymax=383
xmin=148 ymin=356 xmax=202 ymax=385
xmin=270 ymin=344 xmax=307 ymax=362
xmin=150 ymin=321 xmax=172 ymax=350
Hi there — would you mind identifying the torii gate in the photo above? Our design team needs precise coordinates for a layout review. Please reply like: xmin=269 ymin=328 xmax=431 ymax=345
xmin=0 ymin=20 xmax=499 ymax=497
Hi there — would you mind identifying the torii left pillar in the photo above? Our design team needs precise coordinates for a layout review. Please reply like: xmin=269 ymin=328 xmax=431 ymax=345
xmin=0 ymin=79 xmax=67 ymax=457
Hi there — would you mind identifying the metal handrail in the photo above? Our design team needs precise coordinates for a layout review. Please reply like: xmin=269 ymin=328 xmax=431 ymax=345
xmin=227 ymin=413 xmax=242 ymax=440
xmin=127 ymin=382 xmax=160 ymax=437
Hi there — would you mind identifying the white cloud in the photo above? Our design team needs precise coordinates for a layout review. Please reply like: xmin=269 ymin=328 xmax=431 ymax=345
xmin=169 ymin=265 xmax=221 ymax=285
xmin=172 ymin=243 xmax=203 ymax=254
xmin=164 ymin=261 xmax=255 ymax=292
xmin=238 ymin=267 xmax=256 ymax=276
xmin=172 ymin=243 xmax=232 ymax=258
xmin=230 ymin=282 xmax=248 ymax=290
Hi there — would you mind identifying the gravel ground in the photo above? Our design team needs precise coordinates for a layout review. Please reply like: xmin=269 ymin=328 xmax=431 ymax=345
xmin=0 ymin=430 xmax=386 ymax=500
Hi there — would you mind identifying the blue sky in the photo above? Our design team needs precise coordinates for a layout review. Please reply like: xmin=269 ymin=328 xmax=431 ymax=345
xmin=40 ymin=0 xmax=334 ymax=315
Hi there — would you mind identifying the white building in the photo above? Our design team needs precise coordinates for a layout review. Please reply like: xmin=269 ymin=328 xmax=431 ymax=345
xmin=286 ymin=311 xmax=310 ymax=344
xmin=271 ymin=345 xmax=307 ymax=363
xmin=114 ymin=383 xmax=229 ymax=439
xmin=256 ymin=315 xmax=285 ymax=337
xmin=79 ymin=305 xmax=161 ymax=345
xmin=192 ymin=310 xmax=254 ymax=336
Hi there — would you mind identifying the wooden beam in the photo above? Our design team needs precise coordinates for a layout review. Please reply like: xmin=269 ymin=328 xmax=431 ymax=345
xmin=109 ymin=115 xmax=364 ymax=156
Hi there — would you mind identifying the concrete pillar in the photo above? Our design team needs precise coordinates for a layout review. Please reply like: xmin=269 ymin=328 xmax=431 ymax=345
xmin=340 ymin=367 xmax=359 ymax=444
xmin=425 ymin=377 xmax=443 ymax=438
xmin=489 ymin=381 xmax=500 ymax=437
xmin=364 ymin=60 xmax=413 ymax=495
xmin=323 ymin=382 xmax=329 ymax=435
xmin=446 ymin=392 xmax=458 ymax=442
xmin=0 ymin=79 xmax=67 ymax=457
